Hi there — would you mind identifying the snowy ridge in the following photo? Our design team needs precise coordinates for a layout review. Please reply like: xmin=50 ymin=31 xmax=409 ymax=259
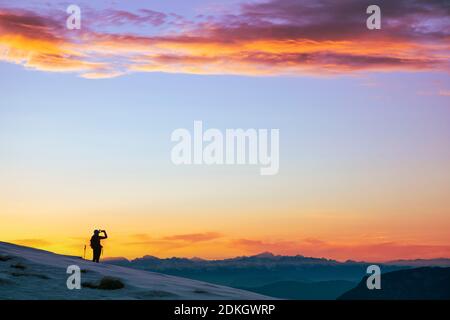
xmin=0 ymin=242 xmax=272 ymax=300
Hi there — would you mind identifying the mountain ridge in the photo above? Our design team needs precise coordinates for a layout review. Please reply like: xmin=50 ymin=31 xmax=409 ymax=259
xmin=106 ymin=251 xmax=450 ymax=267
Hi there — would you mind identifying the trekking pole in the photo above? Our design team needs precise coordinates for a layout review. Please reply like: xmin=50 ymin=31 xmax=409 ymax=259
xmin=83 ymin=245 xmax=86 ymax=260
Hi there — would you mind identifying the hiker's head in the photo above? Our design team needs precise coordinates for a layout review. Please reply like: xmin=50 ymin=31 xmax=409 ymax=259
xmin=94 ymin=230 xmax=100 ymax=235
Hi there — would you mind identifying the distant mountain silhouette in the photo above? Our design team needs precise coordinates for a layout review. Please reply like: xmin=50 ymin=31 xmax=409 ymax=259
xmin=106 ymin=253 xmax=450 ymax=299
xmin=250 ymin=252 xmax=276 ymax=259
xmin=384 ymin=258 xmax=450 ymax=267
xmin=106 ymin=252 xmax=450 ymax=268
xmin=107 ymin=252 xmax=352 ymax=270
xmin=338 ymin=267 xmax=450 ymax=300
xmin=106 ymin=252 xmax=404 ymax=292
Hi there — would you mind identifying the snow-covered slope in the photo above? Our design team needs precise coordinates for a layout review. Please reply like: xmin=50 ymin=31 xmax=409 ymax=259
xmin=0 ymin=242 xmax=272 ymax=300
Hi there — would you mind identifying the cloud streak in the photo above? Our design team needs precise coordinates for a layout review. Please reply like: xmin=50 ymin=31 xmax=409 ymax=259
xmin=0 ymin=0 xmax=448 ymax=78
xmin=123 ymin=232 xmax=223 ymax=256
xmin=163 ymin=232 xmax=223 ymax=242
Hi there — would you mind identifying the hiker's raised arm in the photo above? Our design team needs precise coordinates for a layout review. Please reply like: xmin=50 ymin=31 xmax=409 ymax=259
xmin=101 ymin=230 xmax=108 ymax=239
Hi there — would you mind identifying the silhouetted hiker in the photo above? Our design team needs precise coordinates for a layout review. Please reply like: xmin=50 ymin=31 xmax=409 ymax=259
xmin=90 ymin=229 xmax=108 ymax=263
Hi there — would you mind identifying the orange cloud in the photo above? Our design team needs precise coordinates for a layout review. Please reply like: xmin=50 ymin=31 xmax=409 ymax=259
xmin=0 ymin=10 xmax=106 ymax=75
xmin=0 ymin=0 xmax=449 ymax=78
xmin=163 ymin=232 xmax=223 ymax=243
xmin=122 ymin=232 xmax=223 ymax=257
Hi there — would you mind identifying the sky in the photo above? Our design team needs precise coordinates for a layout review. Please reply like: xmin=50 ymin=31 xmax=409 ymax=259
xmin=0 ymin=0 xmax=449 ymax=262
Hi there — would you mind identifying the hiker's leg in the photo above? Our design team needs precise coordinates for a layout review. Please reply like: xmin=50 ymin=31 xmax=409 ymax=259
xmin=93 ymin=248 xmax=100 ymax=262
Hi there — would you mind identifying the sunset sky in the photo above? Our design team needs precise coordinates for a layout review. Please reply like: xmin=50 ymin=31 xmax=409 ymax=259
xmin=0 ymin=0 xmax=449 ymax=262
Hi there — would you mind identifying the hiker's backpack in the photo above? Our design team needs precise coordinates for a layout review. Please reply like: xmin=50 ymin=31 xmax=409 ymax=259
xmin=90 ymin=236 xmax=100 ymax=249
